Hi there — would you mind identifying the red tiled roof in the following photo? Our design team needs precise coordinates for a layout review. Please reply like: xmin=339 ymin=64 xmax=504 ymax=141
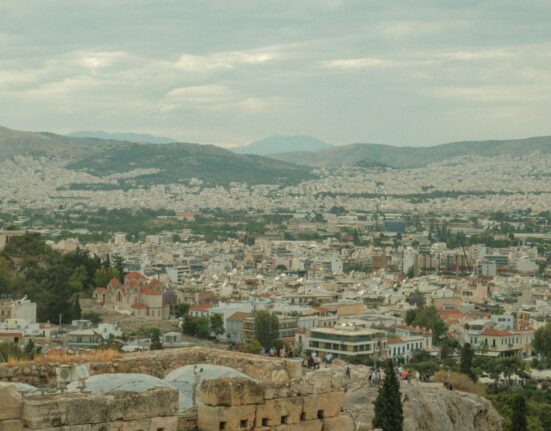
xmin=126 ymin=272 xmax=145 ymax=279
xmin=132 ymin=303 xmax=147 ymax=309
xmin=94 ymin=287 xmax=106 ymax=293
xmin=313 ymin=306 xmax=330 ymax=313
xmin=0 ymin=332 xmax=23 ymax=337
xmin=39 ymin=323 xmax=58 ymax=328
xmin=108 ymin=278 xmax=121 ymax=286
xmin=227 ymin=312 xmax=252 ymax=321
xmin=387 ymin=336 xmax=404 ymax=345
xmin=149 ymin=279 xmax=160 ymax=288
xmin=481 ymin=329 xmax=511 ymax=336
xmin=191 ymin=304 xmax=211 ymax=312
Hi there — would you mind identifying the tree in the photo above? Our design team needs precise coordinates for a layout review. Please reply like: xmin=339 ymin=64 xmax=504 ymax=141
xmin=242 ymin=339 xmax=262 ymax=354
xmin=93 ymin=266 xmax=121 ymax=287
xmin=533 ymin=323 xmax=551 ymax=359
xmin=460 ymin=343 xmax=475 ymax=381
xmin=72 ymin=295 xmax=82 ymax=320
xmin=254 ymin=310 xmax=280 ymax=348
xmin=495 ymin=357 xmax=529 ymax=386
xmin=210 ymin=313 xmax=225 ymax=336
xmin=195 ymin=317 xmax=211 ymax=339
xmin=24 ymin=339 xmax=39 ymax=359
xmin=373 ymin=359 xmax=403 ymax=431
xmin=174 ymin=303 xmax=190 ymax=318
xmin=82 ymin=311 xmax=102 ymax=324
xmin=183 ymin=315 xmax=198 ymax=336
xmin=406 ymin=306 xmax=447 ymax=344
xmin=511 ymin=394 xmax=528 ymax=431
xmin=149 ymin=327 xmax=163 ymax=350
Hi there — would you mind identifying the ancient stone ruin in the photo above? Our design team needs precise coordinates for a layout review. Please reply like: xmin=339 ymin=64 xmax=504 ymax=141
xmin=0 ymin=347 xmax=353 ymax=431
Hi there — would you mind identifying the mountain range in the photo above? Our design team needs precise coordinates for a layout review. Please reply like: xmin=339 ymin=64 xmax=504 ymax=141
xmin=68 ymin=130 xmax=176 ymax=144
xmin=231 ymin=135 xmax=331 ymax=155
xmin=0 ymin=126 xmax=312 ymax=186
xmin=269 ymin=136 xmax=551 ymax=168
xmin=2 ymin=125 xmax=551 ymax=186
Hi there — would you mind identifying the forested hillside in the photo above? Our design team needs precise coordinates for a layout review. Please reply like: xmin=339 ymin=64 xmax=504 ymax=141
xmin=0 ymin=234 xmax=120 ymax=323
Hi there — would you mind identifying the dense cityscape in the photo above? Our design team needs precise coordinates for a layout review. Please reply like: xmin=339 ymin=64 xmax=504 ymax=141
xmin=2 ymin=1 xmax=551 ymax=431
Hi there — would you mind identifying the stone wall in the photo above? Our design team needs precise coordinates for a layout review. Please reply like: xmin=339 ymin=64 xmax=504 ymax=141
xmin=198 ymin=372 xmax=353 ymax=431
xmin=0 ymin=347 xmax=301 ymax=387
xmin=0 ymin=348 xmax=351 ymax=431
xmin=0 ymin=383 xmax=179 ymax=431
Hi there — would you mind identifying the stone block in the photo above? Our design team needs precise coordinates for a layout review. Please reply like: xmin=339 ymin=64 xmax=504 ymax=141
xmin=322 ymin=415 xmax=354 ymax=431
xmin=270 ymin=419 xmax=323 ymax=431
xmin=302 ymin=392 xmax=345 ymax=420
xmin=0 ymin=384 xmax=23 ymax=420
xmin=330 ymin=373 xmax=345 ymax=391
xmin=22 ymin=388 xmax=178 ymax=428
xmin=305 ymin=371 xmax=333 ymax=394
xmin=271 ymin=370 xmax=289 ymax=385
xmin=284 ymin=360 xmax=302 ymax=379
xmin=197 ymin=404 xmax=256 ymax=431
xmin=0 ymin=420 xmax=23 ymax=431
xmin=255 ymin=397 xmax=304 ymax=427
xmin=200 ymin=377 xmax=264 ymax=406
xmin=288 ymin=378 xmax=313 ymax=396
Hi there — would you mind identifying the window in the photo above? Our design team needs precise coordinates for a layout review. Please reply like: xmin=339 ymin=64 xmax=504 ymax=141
xmin=240 ymin=419 xmax=248 ymax=429
xmin=317 ymin=410 xmax=325 ymax=419
xmin=219 ymin=422 xmax=226 ymax=430
xmin=300 ymin=412 xmax=306 ymax=421
xmin=262 ymin=418 xmax=269 ymax=426
xmin=281 ymin=415 xmax=289 ymax=425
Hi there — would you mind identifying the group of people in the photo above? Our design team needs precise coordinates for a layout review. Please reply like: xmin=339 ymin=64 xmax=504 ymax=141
xmin=260 ymin=345 xmax=295 ymax=358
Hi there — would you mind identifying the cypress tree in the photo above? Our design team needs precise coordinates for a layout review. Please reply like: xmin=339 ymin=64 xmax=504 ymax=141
xmin=373 ymin=359 xmax=403 ymax=431
xmin=72 ymin=295 xmax=82 ymax=320
xmin=511 ymin=394 xmax=528 ymax=431
xmin=460 ymin=342 xmax=475 ymax=380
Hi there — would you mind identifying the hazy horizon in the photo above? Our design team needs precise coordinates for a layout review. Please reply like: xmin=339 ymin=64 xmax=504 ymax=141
xmin=1 ymin=1 xmax=551 ymax=147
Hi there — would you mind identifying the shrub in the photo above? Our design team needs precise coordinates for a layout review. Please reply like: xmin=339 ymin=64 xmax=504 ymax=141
xmin=434 ymin=371 xmax=486 ymax=396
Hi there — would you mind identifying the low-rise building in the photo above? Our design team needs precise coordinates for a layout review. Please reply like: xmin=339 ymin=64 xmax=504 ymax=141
xmin=296 ymin=319 xmax=387 ymax=359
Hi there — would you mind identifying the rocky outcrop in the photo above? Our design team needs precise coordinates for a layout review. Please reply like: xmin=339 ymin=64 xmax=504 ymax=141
xmin=345 ymin=384 xmax=502 ymax=431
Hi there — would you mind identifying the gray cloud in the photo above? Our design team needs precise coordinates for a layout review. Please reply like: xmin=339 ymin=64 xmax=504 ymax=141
xmin=0 ymin=0 xmax=550 ymax=147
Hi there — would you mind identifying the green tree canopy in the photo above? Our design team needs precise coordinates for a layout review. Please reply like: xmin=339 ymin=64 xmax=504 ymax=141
xmin=209 ymin=313 xmax=225 ymax=336
xmin=254 ymin=310 xmax=280 ymax=348
xmin=93 ymin=266 xmax=121 ymax=288
xmin=405 ymin=305 xmax=447 ymax=344
xmin=373 ymin=358 xmax=403 ymax=431
xmin=511 ymin=394 xmax=528 ymax=431
xmin=533 ymin=323 xmax=551 ymax=358
xmin=460 ymin=343 xmax=475 ymax=381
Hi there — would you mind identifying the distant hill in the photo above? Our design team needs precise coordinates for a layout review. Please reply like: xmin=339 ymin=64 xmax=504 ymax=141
xmin=69 ymin=130 xmax=176 ymax=144
xmin=269 ymin=136 xmax=551 ymax=168
xmin=67 ymin=143 xmax=313 ymax=186
xmin=0 ymin=125 xmax=312 ymax=186
xmin=0 ymin=125 xmax=111 ymax=158
xmin=231 ymin=135 xmax=331 ymax=155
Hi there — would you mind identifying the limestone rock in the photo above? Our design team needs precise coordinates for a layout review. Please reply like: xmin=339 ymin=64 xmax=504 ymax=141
xmin=345 ymin=384 xmax=503 ymax=431
xmin=200 ymin=377 xmax=264 ymax=406
xmin=322 ymin=415 xmax=354 ymax=431
xmin=0 ymin=419 xmax=23 ymax=431
xmin=0 ymin=383 xmax=23 ymax=420
xmin=198 ymin=404 xmax=256 ymax=431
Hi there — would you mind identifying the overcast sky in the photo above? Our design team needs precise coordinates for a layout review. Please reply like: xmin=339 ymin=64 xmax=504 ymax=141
xmin=1 ymin=0 xmax=550 ymax=147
